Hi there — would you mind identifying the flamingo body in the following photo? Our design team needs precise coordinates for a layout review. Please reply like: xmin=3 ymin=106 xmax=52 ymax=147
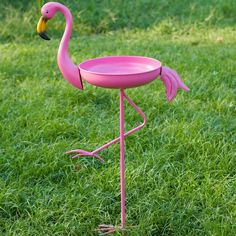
xmin=38 ymin=2 xmax=189 ymax=99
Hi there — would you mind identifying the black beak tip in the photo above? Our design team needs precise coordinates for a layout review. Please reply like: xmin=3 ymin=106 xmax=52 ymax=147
xmin=39 ymin=32 xmax=50 ymax=40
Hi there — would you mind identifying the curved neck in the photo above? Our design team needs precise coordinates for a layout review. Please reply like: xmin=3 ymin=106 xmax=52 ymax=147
xmin=55 ymin=3 xmax=83 ymax=90
xmin=57 ymin=4 xmax=73 ymax=55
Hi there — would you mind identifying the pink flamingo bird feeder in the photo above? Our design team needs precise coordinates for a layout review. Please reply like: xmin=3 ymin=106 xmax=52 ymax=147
xmin=37 ymin=2 xmax=189 ymax=235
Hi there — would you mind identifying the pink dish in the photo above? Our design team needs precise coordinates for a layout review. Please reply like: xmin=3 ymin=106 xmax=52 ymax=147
xmin=79 ymin=56 xmax=162 ymax=88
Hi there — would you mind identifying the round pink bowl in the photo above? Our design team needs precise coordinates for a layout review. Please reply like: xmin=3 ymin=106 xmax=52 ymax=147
xmin=79 ymin=56 xmax=162 ymax=89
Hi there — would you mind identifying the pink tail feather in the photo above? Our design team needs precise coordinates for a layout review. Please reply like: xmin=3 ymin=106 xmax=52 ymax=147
xmin=160 ymin=66 xmax=189 ymax=101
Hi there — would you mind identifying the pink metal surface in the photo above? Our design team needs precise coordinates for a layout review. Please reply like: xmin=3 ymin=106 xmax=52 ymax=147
xmin=41 ymin=2 xmax=83 ymax=90
xmin=37 ymin=2 xmax=190 ymax=235
xmin=160 ymin=66 xmax=190 ymax=101
xmin=67 ymin=91 xmax=147 ymax=160
xmin=79 ymin=56 xmax=161 ymax=88
xmin=119 ymin=89 xmax=126 ymax=228
xmin=68 ymin=90 xmax=146 ymax=234
xmin=67 ymin=90 xmax=146 ymax=234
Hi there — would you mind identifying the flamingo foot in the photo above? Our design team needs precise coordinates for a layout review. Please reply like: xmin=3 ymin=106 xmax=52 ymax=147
xmin=95 ymin=224 xmax=124 ymax=235
xmin=66 ymin=149 xmax=104 ymax=163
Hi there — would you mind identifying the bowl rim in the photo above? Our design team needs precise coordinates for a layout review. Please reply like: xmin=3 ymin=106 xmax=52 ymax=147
xmin=79 ymin=55 xmax=162 ymax=76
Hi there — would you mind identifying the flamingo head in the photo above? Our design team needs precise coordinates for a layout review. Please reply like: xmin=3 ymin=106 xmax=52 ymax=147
xmin=37 ymin=2 xmax=59 ymax=40
xmin=41 ymin=2 xmax=58 ymax=19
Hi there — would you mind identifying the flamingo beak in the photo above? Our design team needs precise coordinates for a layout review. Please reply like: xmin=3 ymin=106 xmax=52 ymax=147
xmin=37 ymin=16 xmax=50 ymax=40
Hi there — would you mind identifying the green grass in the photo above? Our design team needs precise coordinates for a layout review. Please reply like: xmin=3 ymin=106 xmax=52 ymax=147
xmin=0 ymin=0 xmax=235 ymax=235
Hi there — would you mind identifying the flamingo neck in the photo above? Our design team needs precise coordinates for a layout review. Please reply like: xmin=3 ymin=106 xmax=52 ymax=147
xmin=57 ymin=5 xmax=73 ymax=58
xmin=55 ymin=3 xmax=83 ymax=90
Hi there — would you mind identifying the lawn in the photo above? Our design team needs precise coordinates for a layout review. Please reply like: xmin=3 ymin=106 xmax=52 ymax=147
xmin=0 ymin=0 xmax=235 ymax=235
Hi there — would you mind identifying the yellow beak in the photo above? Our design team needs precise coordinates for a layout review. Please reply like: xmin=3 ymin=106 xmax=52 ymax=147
xmin=37 ymin=16 xmax=50 ymax=40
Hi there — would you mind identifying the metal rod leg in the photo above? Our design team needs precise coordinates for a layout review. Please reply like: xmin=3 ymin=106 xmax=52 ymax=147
xmin=120 ymin=88 xmax=125 ymax=228
xmin=67 ymin=92 xmax=147 ymax=164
